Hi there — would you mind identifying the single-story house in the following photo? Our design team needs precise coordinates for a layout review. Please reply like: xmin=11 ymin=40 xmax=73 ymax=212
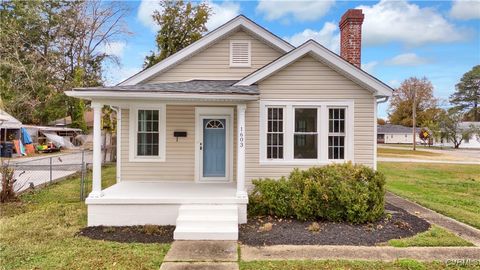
xmin=377 ymin=124 xmax=422 ymax=144
xmin=66 ymin=10 xmax=393 ymax=240
xmin=435 ymin=121 xmax=480 ymax=149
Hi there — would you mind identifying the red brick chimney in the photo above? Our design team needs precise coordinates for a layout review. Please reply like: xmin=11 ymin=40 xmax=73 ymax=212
xmin=339 ymin=9 xmax=364 ymax=68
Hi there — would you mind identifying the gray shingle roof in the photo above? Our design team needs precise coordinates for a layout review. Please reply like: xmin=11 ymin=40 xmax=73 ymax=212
xmin=377 ymin=124 xmax=421 ymax=134
xmin=74 ymin=80 xmax=258 ymax=95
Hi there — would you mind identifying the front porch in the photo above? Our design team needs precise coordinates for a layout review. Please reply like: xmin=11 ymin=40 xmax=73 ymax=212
xmin=86 ymin=181 xmax=248 ymax=227
xmin=66 ymin=81 xmax=258 ymax=239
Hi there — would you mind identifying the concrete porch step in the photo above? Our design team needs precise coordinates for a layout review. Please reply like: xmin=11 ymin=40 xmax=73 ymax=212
xmin=176 ymin=215 xmax=238 ymax=228
xmin=174 ymin=204 xmax=239 ymax=240
xmin=178 ymin=204 xmax=238 ymax=216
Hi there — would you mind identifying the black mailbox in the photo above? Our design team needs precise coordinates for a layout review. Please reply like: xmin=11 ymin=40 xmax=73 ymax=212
xmin=174 ymin=131 xmax=187 ymax=138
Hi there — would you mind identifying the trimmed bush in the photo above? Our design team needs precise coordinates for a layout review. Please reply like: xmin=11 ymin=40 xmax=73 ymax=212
xmin=248 ymin=162 xmax=386 ymax=223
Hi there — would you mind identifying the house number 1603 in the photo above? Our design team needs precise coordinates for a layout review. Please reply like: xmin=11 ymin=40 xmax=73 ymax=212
xmin=239 ymin=126 xmax=244 ymax=148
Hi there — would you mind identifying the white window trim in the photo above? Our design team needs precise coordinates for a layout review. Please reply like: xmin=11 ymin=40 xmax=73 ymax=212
xmin=229 ymin=40 xmax=251 ymax=67
xmin=129 ymin=105 xmax=166 ymax=162
xmin=259 ymin=100 xmax=354 ymax=165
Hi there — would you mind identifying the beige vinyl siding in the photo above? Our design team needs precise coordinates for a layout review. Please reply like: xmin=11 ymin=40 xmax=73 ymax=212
xmin=244 ymin=54 xmax=375 ymax=187
xmin=145 ymin=30 xmax=283 ymax=83
xmin=121 ymin=105 xmax=237 ymax=181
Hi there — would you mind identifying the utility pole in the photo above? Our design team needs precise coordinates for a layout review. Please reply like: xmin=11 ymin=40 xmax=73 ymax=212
xmin=412 ymin=87 xmax=417 ymax=151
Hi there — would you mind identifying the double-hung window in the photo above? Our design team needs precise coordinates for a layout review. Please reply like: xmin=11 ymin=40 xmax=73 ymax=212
xmin=328 ymin=108 xmax=346 ymax=160
xmin=129 ymin=105 xmax=166 ymax=162
xmin=137 ymin=110 xmax=159 ymax=156
xmin=294 ymin=108 xmax=318 ymax=159
xmin=266 ymin=107 xmax=284 ymax=159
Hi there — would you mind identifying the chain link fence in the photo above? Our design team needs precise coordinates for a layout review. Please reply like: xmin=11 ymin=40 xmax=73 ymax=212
xmin=7 ymin=150 xmax=94 ymax=200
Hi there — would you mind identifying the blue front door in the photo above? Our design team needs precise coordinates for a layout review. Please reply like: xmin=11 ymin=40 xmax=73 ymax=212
xmin=203 ymin=119 xmax=226 ymax=178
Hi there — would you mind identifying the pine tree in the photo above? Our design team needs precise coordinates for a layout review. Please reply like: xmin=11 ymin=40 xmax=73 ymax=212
xmin=450 ymin=65 xmax=480 ymax=121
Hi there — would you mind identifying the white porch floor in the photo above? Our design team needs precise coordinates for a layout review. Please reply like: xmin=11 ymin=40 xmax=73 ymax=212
xmin=86 ymin=181 xmax=247 ymax=204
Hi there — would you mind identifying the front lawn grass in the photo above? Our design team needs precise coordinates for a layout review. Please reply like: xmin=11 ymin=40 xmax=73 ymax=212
xmin=0 ymin=166 xmax=169 ymax=270
xmin=239 ymin=259 xmax=461 ymax=270
xmin=379 ymin=162 xmax=480 ymax=229
xmin=388 ymin=226 xmax=474 ymax=247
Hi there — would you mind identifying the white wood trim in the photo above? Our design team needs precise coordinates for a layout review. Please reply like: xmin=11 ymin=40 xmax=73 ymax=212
xmin=128 ymin=105 xmax=166 ymax=162
xmin=65 ymin=91 xmax=259 ymax=101
xmin=259 ymin=100 xmax=354 ymax=165
xmin=90 ymin=102 xmax=104 ymax=198
xmin=118 ymin=16 xmax=293 ymax=86
xmin=236 ymin=104 xmax=247 ymax=198
xmin=235 ymin=40 xmax=393 ymax=97
xmin=194 ymin=107 xmax=234 ymax=183
xmin=230 ymin=40 xmax=251 ymax=67
xmin=373 ymin=96 xmax=378 ymax=170
xmin=109 ymin=106 xmax=122 ymax=182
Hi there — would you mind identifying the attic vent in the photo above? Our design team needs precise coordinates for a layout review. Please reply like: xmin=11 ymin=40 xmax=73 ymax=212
xmin=230 ymin=40 xmax=251 ymax=67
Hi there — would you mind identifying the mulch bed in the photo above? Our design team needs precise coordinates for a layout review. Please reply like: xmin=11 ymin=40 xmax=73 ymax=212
xmin=77 ymin=203 xmax=430 ymax=246
xmin=77 ymin=225 xmax=175 ymax=243
xmin=239 ymin=203 xmax=431 ymax=246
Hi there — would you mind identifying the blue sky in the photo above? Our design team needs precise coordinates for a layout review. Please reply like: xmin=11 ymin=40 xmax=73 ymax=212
xmin=102 ymin=0 xmax=480 ymax=118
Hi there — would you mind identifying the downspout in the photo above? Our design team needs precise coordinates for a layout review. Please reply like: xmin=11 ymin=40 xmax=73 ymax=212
xmin=110 ymin=106 xmax=121 ymax=183
xmin=374 ymin=96 xmax=389 ymax=170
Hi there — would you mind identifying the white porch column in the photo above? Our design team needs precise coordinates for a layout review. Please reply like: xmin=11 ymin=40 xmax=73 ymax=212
xmin=236 ymin=104 xmax=247 ymax=198
xmin=90 ymin=102 xmax=103 ymax=198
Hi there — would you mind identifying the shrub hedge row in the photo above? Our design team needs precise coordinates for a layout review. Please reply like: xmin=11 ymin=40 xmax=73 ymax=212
xmin=248 ymin=162 xmax=386 ymax=223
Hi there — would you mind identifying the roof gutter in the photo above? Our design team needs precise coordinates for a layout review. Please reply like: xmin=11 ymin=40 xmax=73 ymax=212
xmin=376 ymin=96 xmax=389 ymax=104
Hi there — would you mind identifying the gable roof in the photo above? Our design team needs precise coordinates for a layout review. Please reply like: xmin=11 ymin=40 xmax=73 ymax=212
xmin=119 ymin=15 xmax=294 ymax=86
xmin=235 ymin=40 xmax=394 ymax=97
xmin=378 ymin=124 xmax=420 ymax=134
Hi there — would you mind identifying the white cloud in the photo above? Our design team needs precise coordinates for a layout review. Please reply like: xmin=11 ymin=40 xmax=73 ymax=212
xmin=385 ymin=53 xmax=428 ymax=66
xmin=103 ymin=41 xmax=127 ymax=58
xmin=105 ymin=66 xmax=142 ymax=86
xmin=207 ymin=1 xmax=241 ymax=30
xmin=362 ymin=61 xmax=379 ymax=74
xmin=357 ymin=0 xmax=471 ymax=46
xmin=137 ymin=0 xmax=239 ymax=32
xmin=450 ymin=0 xmax=480 ymax=20
xmin=256 ymin=0 xmax=335 ymax=22
xmin=388 ymin=79 xmax=401 ymax=88
xmin=284 ymin=22 xmax=340 ymax=52
xmin=137 ymin=0 xmax=162 ymax=32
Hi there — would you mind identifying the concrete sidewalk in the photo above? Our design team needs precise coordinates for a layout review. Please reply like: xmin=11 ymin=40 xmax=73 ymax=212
xmin=161 ymin=241 xmax=238 ymax=270
xmin=241 ymin=245 xmax=480 ymax=261
xmin=387 ymin=192 xmax=480 ymax=246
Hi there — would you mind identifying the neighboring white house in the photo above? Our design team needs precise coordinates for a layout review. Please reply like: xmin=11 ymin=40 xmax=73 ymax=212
xmin=66 ymin=10 xmax=393 ymax=240
xmin=377 ymin=124 xmax=422 ymax=144
xmin=434 ymin=122 xmax=480 ymax=149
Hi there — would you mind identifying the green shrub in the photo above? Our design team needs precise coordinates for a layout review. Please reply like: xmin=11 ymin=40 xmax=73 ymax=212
xmin=248 ymin=162 xmax=386 ymax=223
